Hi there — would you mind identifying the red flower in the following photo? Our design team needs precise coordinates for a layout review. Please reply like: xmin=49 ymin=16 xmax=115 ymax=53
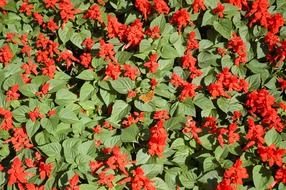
xmin=217 ymin=159 xmax=248 ymax=189
xmin=213 ymin=3 xmax=224 ymax=18
xmin=107 ymin=15 xmax=127 ymax=39
xmin=44 ymin=0 xmax=57 ymax=9
xmin=58 ymin=0 xmax=80 ymax=24
xmin=150 ymin=78 xmax=157 ymax=89
xmin=153 ymin=110 xmax=169 ymax=121
xmin=0 ymin=0 xmax=7 ymax=8
xmin=124 ymin=19 xmax=144 ymax=48
xmin=57 ymin=50 xmax=78 ymax=69
xmin=19 ymin=1 xmax=34 ymax=16
xmin=192 ymin=0 xmax=206 ymax=13
xmin=123 ymin=64 xmax=139 ymax=80
xmin=258 ymin=144 xmax=285 ymax=167
xmin=5 ymin=127 xmax=33 ymax=151
xmin=170 ymin=9 xmax=191 ymax=32
xmin=89 ymin=160 xmax=103 ymax=173
xmin=0 ymin=44 xmax=13 ymax=66
xmin=170 ymin=73 xmax=185 ymax=87
xmin=135 ymin=0 xmax=151 ymax=19
xmin=153 ymin=0 xmax=170 ymax=14
xmin=47 ymin=109 xmax=56 ymax=117
xmin=131 ymin=167 xmax=156 ymax=190
xmin=186 ymin=31 xmax=199 ymax=52
xmin=144 ymin=53 xmax=159 ymax=73
xmin=83 ymin=4 xmax=102 ymax=23
xmin=225 ymin=0 xmax=248 ymax=9
xmin=227 ymin=33 xmax=247 ymax=65
xmin=98 ymin=39 xmax=115 ymax=61
xmin=28 ymin=107 xmax=44 ymax=122
xmin=127 ymin=90 xmax=137 ymax=99
xmin=105 ymin=146 xmax=130 ymax=175
xmin=145 ymin=26 xmax=160 ymax=39
xmin=244 ymin=118 xmax=265 ymax=150
xmin=182 ymin=117 xmax=202 ymax=144
xmin=6 ymin=84 xmax=20 ymax=101
xmin=82 ymin=38 xmax=94 ymax=50
xmin=105 ymin=62 xmax=121 ymax=80
xmin=66 ymin=174 xmax=80 ymax=190
xmin=79 ymin=52 xmax=92 ymax=68
xmin=179 ymin=82 xmax=197 ymax=101
xmin=148 ymin=120 xmax=168 ymax=157
xmin=267 ymin=13 xmax=285 ymax=34
xmin=33 ymin=12 xmax=44 ymax=25
xmin=0 ymin=107 xmax=13 ymax=130
xmin=278 ymin=77 xmax=286 ymax=90
xmin=36 ymin=83 xmax=50 ymax=96
xmin=208 ymin=82 xmax=229 ymax=98
xmin=275 ymin=167 xmax=286 ymax=184
xmin=47 ymin=18 xmax=59 ymax=31
xmin=264 ymin=32 xmax=280 ymax=51
xmin=181 ymin=53 xmax=202 ymax=78
xmin=246 ymin=0 xmax=270 ymax=28
xmin=8 ymin=157 xmax=29 ymax=186
xmin=98 ymin=172 xmax=115 ymax=188
xmin=39 ymin=162 xmax=52 ymax=179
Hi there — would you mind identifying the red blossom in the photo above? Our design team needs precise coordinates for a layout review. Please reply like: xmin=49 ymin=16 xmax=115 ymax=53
xmin=0 ymin=0 xmax=7 ymax=8
xmin=0 ymin=107 xmax=13 ymax=130
xmin=39 ymin=162 xmax=52 ymax=179
xmin=105 ymin=62 xmax=121 ymax=80
xmin=153 ymin=0 xmax=170 ymax=14
xmin=99 ymin=39 xmax=115 ymax=61
xmin=44 ymin=0 xmax=57 ymax=9
xmin=246 ymin=0 xmax=270 ymax=28
xmin=135 ymin=0 xmax=151 ymax=19
xmin=47 ymin=18 xmax=59 ymax=31
xmin=258 ymin=144 xmax=285 ymax=167
xmin=153 ymin=110 xmax=169 ymax=121
xmin=127 ymin=90 xmax=137 ymax=99
xmin=131 ymin=167 xmax=156 ymax=190
xmin=0 ymin=44 xmax=13 ymax=66
xmin=98 ymin=172 xmax=115 ymax=188
xmin=66 ymin=174 xmax=80 ymax=190
xmin=144 ymin=53 xmax=159 ymax=73
xmin=58 ymin=0 xmax=80 ymax=24
xmin=267 ymin=13 xmax=284 ymax=34
xmin=5 ymin=127 xmax=33 ymax=151
xmin=19 ymin=1 xmax=34 ymax=16
xmin=148 ymin=120 xmax=168 ymax=157
xmin=6 ymin=84 xmax=20 ymax=101
xmin=82 ymin=38 xmax=94 ymax=50
xmin=213 ymin=3 xmax=224 ymax=18
xmin=244 ymin=118 xmax=265 ymax=150
xmin=83 ymin=4 xmax=102 ymax=23
xmin=183 ymin=117 xmax=202 ymax=144
xmin=79 ymin=52 xmax=92 ymax=68
xmin=123 ymin=64 xmax=139 ymax=80
xmin=170 ymin=9 xmax=191 ymax=32
xmin=124 ymin=19 xmax=144 ymax=48
xmin=227 ymin=33 xmax=247 ymax=65
xmin=28 ymin=107 xmax=44 ymax=122
xmin=145 ymin=26 xmax=160 ymax=39
xmin=192 ymin=0 xmax=206 ymax=13
xmin=8 ymin=157 xmax=29 ymax=186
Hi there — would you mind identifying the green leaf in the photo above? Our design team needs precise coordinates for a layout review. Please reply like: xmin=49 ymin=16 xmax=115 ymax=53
xmin=161 ymin=46 xmax=179 ymax=59
xmin=80 ymin=82 xmax=94 ymax=101
xmin=253 ymin=165 xmax=274 ymax=190
xmin=194 ymin=93 xmax=215 ymax=110
xmin=110 ymin=77 xmax=135 ymax=94
xmin=76 ymin=70 xmax=95 ymax=81
xmin=203 ymin=157 xmax=219 ymax=172
xmin=136 ymin=149 xmax=150 ymax=165
xmin=121 ymin=124 xmax=139 ymax=142
xmin=108 ymin=100 xmax=130 ymax=123
xmin=213 ymin=19 xmax=232 ymax=39
xmin=70 ymin=29 xmax=91 ymax=49
xmin=58 ymin=22 xmax=74 ymax=44
xmin=58 ymin=108 xmax=79 ymax=124
xmin=39 ymin=142 xmax=62 ymax=158
xmin=116 ymin=51 xmax=133 ymax=64
xmin=217 ymin=97 xmax=231 ymax=113
xmin=62 ymin=138 xmax=82 ymax=163
xmin=55 ymin=89 xmax=78 ymax=106
xmin=246 ymin=74 xmax=261 ymax=90
xmin=264 ymin=128 xmax=282 ymax=146
xmin=202 ymin=10 xmax=215 ymax=26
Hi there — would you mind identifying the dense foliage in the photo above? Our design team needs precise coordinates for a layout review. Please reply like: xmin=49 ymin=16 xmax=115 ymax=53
xmin=0 ymin=0 xmax=286 ymax=189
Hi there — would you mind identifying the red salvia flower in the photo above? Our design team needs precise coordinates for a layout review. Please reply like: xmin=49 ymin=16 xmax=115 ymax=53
xmin=145 ymin=26 xmax=160 ymax=39
xmin=0 ymin=107 xmax=13 ymax=130
xmin=66 ymin=174 xmax=80 ymax=190
xmin=192 ymin=0 xmax=206 ymax=13
xmin=5 ymin=127 xmax=33 ymax=151
xmin=182 ymin=117 xmax=202 ymax=144
xmin=39 ymin=162 xmax=52 ymax=179
xmin=264 ymin=32 xmax=280 ymax=51
xmin=57 ymin=50 xmax=78 ymax=69
xmin=28 ymin=107 xmax=44 ymax=122
xmin=148 ymin=120 xmax=168 ymax=157
xmin=82 ymin=38 xmax=94 ymax=50
xmin=144 ymin=53 xmax=159 ymax=73
xmin=99 ymin=39 xmax=115 ymax=61
xmin=217 ymin=159 xmax=248 ymax=189
xmin=44 ymin=0 xmax=57 ymax=9
xmin=127 ymin=90 xmax=137 ymax=99
xmin=153 ymin=0 xmax=170 ymax=14
xmin=6 ymin=84 xmax=20 ymax=101
xmin=131 ymin=167 xmax=156 ymax=190
xmin=0 ymin=44 xmax=13 ymax=66
xmin=0 ymin=0 xmax=7 ymax=8
xmin=275 ymin=167 xmax=286 ymax=184
xmin=79 ymin=52 xmax=92 ymax=68
xmin=107 ymin=15 xmax=127 ymax=39
xmin=8 ymin=157 xmax=29 ymax=186
xmin=227 ymin=33 xmax=247 ymax=65
xmin=47 ymin=18 xmax=59 ymax=31
xmin=19 ymin=1 xmax=34 ymax=16
xmin=258 ymin=144 xmax=285 ymax=167
xmin=135 ymin=0 xmax=152 ymax=19
xmin=83 ymin=4 xmax=102 ymax=23
xmin=123 ymin=64 xmax=140 ymax=80
xmin=98 ymin=172 xmax=115 ymax=188
xmin=179 ymin=82 xmax=197 ymax=101
xmin=170 ymin=9 xmax=191 ymax=32
xmin=213 ymin=3 xmax=224 ymax=18
xmin=267 ymin=13 xmax=285 ymax=34
xmin=153 ymin=110 xmax=169 ymax=121
xmin=246 ymin=0 xmax=270 ymax=28
xmin=105 ymin=62 xmax=121 ymax=80
xmin=124 ymin=19 xmax=144 ymax=48
xmin=58 ymin=0 xmax=80 ymax=24
xmin=89 ymin=160 xmax=103 ymax=173
xmin=278 ymin=78 xmax=286 ymax=90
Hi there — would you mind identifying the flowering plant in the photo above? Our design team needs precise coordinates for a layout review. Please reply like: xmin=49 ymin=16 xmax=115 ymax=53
xmin=0 ymin=0 xmax=286 ymax=189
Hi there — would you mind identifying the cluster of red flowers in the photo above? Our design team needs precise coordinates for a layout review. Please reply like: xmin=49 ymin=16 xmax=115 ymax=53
xmin=217 ymin=159 xmax=249 ymax=190
xmin=246 ymin=89 xmax=284 ymax=132
xmin=227 ymin=33 xmax=248 ymax=66
xmin=122 ymin=112 xmax=144 ymax=128
xmin=208 ymin=67 xmax=248 ymax=98
xmin=0 ymin=44 xmax=13 ymax=66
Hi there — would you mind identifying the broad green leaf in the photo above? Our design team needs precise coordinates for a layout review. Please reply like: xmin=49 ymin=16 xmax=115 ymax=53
xmin=110 ymin=77 xmax=135 ymax=94
xmin=121 ymin=124 xmax=139 ymax=142
xmin=264 ymin=128 xmax=282 ymax=146
xmin=55 ymin=89 xmax=77 ymax=106
xmin=39 ymin=142 xmax=62 ymax=158
xmin=213 ymin=19 xmax=232 ymax=39
xmin=253 ymin=165 xmax=274 ymax=189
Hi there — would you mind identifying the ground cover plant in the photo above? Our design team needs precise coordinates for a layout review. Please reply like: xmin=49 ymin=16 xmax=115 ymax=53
xmin=0 ymin=0 xmax=286 ymax=189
